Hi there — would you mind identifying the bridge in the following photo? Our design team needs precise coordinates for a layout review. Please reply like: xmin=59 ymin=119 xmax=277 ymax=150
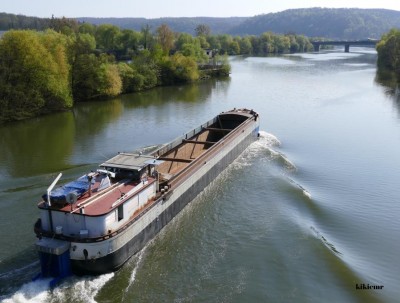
xmin=311 ymin=40 xmax=379 ymax=52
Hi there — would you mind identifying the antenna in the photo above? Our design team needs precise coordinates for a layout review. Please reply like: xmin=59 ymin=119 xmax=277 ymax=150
xmin=47 ymin=173 xmax=62 ymax=207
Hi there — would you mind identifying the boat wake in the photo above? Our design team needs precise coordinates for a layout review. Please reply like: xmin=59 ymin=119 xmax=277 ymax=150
xmin=310 ymin=226 xmax=342 ymax=256
xmin=2 ymin=273 xmax=114 ymax=303
xmin=244 ymin=131 xmax=311 ymax=199
xmin=287 ymin=177 xmax=312 ymax=199
xmin=255 ymin=132 xmax=296 ymax=171
xmin=258 ymin=130 xmax=281 ymax=146
xmin=1 ymin=278 xmax=52 ymax=303
xmin=126 ymin=248 xmax=146 ymax=291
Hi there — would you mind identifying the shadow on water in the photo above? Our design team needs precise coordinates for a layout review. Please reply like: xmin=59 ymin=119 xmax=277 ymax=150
xmin=120 ymin=77 xmax=231 ymax=109
xmin=0 ymin=247 xmax=39 ymax=298
xmin=0 ymin=112 xmax=76 ymax=178
xmin=375 ymin=68 xmax=400 ymax=116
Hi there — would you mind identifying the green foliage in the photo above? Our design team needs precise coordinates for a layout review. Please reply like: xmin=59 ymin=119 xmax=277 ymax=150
xmin=79 ymin=23 xmax=96 ymax=35
xmin=215 ymin=55 xmax=231 ymax=75
xmin=160 ymin=53 xmax=199 ymax=84
xmin=377 ymin=29 xmax=400 ymax=74
xmin=131 ymin=49 xmax=160 ymax=89
xmin=156 ymin=24 xmax=175 ymax=55
xmin=72 ymin=54 xmax=101 ymax=101
xmin=74 ymin=33 xmax=96 ymax=55
xmin=49 ymin=17 xmax=79 ymax=35
xmin=117 ymin=62 xmax=136 ymax=93
xmin=98 ymin=63 xmax=122 ymax=97
xmin=95 ymin=24 xmax=121 ymax=51
xmin=140 ymin=24 xmax=154 ymax=50
xmin=117 ymin=29 xmax=141 ymax=57
xmin=0 ymin=16 xmax=317 ymax=123
xmin=72 ymin=53 xmax=122 ymax=100
xmin=205 ymin=32 xmax=312 ymax=55
xmin=180 ymin=39 xmax=208 ymax=63
xmin=0 ymin=30 xmax=72 ymax=122
xmin=175 ymin=33 xmax=194 ymax=50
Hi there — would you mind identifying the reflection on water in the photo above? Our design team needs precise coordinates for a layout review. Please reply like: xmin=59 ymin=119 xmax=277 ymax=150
xmin=375 ymin=68 xmax=400 ymax=113
xmin=0 ymin=113 xmax=75 ymax=178
xmin=0 ymin=78 xmax=231 ymax=179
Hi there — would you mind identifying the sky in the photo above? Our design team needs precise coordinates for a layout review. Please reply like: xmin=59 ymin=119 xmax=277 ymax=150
xmin=2 ymin=0 xmax=400 ymax=19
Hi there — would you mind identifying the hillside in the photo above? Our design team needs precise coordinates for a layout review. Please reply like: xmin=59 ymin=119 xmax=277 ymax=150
xmin=229 ymin=8 xmax=400 ymax=39
xmin=1 ymin=8 xmax=400 ymax=39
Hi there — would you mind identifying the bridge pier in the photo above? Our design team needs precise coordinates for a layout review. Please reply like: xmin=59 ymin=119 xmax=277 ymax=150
xmin=344 ymin=44 xmax=350 ymax=53
xmin=313 ymin=44 xmax=320 ymax=52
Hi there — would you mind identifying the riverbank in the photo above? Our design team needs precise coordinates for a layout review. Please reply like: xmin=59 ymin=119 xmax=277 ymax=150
xmin=0 ymin=27 xmax=230 ymax=124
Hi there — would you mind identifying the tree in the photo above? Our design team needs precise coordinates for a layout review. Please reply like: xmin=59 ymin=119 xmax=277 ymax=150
xmin=131 ymin=49 xmax=160 ymax=89
xmin=79 ymin=22 xmax=96 ymax=35
xmin=160 ymin=53 xmax=199 ymax=84
xmin=175 ymin=33 xmax=194 ymax=50
xmin=49 ymin=16 xmax=79 ymax=35
xmin=206 ymin=35 xmax=221 ymax=50
xmin=377 ymin=28 xmax=400 ymax=73
xmin=141 ymin=24 xmax=153 ymax=50
xmin=72 ymin=53 xmax=122 ymax=100
xmin=117 ymin=29 xmax=141 ymax=57
xmin=0 ymin=30 xmax=72 ymax=122
xmin=195 ymin=24 xmax=211 ymax=37
xmin=228 ymin=40 xmax=240 ymax=55
xmin=238 ymin=36 xmax=252 ymax=55
xmin=156 ymin=24 xmax=175 ymax=55
xmin=180 ymin=39 xmax=208 ymax=63
xmin=117 ymin=62 xmax=145 ymax=93
xmin=98 ymin=63 xmax=122 ymax=97
xmin=95 ymin=24 xmax=121 ymax=51
xmin=217 ymin=34 xmax=233 ymax=54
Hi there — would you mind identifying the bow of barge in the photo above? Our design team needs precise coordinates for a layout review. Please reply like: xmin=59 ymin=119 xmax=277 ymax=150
xmin=33 ymin=108 xmax=260 ymax=285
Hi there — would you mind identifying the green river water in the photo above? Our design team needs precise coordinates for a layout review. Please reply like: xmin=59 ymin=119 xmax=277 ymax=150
xmin=1 ymin=48 xmax=399 ymax=302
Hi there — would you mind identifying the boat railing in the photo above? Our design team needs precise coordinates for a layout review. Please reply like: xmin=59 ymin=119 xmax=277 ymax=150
xmin=167 ymin=114 xmax=256 ymax=189
xmin=153 ymin=117 xmax=217 ymax=157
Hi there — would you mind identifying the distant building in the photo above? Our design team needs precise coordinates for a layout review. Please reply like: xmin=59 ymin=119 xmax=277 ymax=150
xmin=204 ymin=49 xmax=215 ymax=58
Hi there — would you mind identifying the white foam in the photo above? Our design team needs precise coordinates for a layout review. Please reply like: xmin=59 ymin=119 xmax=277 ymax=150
xmin=258 ymin=131 xmax=281 ymax=146
xmin=127 ymin=249 xmax=145 ymax=288
xmin=3 ymin=272 xmax=115 ymax=303
xmin=55 ymin=273 xmax=114 ymax=303
xmin=2 ymin=279 xmax=52 ymax=303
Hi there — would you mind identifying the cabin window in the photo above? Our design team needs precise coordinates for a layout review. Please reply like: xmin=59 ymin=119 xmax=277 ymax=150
xmin=118 ymin=204 xmax=124 ymax=221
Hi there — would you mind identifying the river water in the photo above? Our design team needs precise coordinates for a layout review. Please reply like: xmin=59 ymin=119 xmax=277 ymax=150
xmin=0 ymin=48 xmax=399 ymax=303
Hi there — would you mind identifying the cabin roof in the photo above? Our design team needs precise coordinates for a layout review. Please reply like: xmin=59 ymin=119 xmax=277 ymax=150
xmin=100 ymin=153 xmax=157 ymax=171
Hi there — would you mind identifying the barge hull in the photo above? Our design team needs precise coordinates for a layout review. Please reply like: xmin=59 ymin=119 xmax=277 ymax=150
xmin=71 ymin=124 xmax=258 ymax=275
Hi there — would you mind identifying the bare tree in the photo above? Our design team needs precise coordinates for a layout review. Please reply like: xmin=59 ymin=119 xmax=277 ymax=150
xmin=195 ymin=24 xmax=211 ymax=37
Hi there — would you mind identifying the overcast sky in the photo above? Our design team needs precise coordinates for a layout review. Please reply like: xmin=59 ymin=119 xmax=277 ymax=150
xmin=2 ymin=0 xmax=400 ymax=18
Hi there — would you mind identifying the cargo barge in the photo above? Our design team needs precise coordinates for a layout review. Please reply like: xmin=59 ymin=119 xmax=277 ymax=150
xmin=33 ymin=108 xmax=259 ymax=285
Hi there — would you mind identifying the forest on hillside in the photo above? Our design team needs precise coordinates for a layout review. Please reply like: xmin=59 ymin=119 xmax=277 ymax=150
xmin=230 ymin=8 xmax=400 ymax=39
xmin=1 ymin=8 xmax=400 ymax=39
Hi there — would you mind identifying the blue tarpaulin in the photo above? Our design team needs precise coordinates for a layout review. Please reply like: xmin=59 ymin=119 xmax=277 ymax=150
xmin=42 ymin=175 xmax=90 ymax=204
